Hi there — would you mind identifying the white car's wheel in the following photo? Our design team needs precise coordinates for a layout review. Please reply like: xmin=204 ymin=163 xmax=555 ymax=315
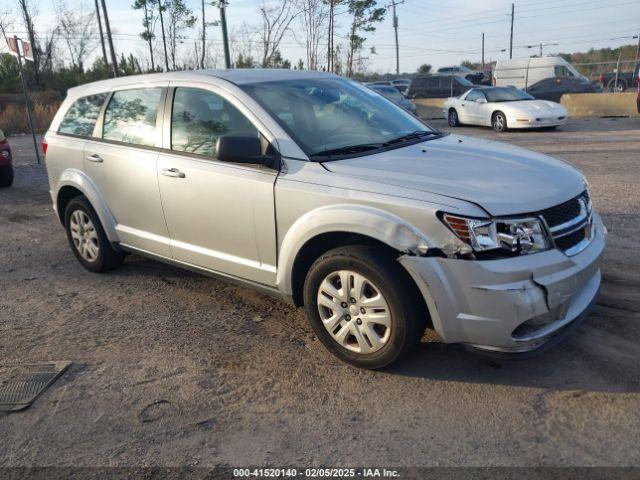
xmin=448 ymin=109 xmax=460 ymax=127
xmin=492 ymin=111 xmax=507 ymax=132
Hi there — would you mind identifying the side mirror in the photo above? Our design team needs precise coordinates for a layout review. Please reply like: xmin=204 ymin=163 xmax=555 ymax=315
xmin=216 ymin=134 xmax=279 ymax=168
xmin=0 ymin=129 xmax=5 ymax=142
xmin=477 ymin=97 xmax=487 ymax=104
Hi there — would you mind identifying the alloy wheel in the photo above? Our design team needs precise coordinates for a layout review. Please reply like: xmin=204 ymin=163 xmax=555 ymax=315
xmin=69 ymin=210 xmax=100 ymax=262
xmin=316 ymin=270 xmax=391 ymax=354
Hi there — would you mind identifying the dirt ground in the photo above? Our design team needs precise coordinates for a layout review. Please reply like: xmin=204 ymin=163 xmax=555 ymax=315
xmin=1 ymin=117 xmax=639 ymax=468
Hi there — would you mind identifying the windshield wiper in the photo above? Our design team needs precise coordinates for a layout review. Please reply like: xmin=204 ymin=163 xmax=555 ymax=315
xmin=309 ymin=143 xmax=384 ymax=159
xmin=383 ymin=130 xmax=440 ymax=146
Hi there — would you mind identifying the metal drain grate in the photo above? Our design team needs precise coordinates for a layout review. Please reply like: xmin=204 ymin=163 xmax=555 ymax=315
xmin=0 ymin=361 xmax=71 ymax=412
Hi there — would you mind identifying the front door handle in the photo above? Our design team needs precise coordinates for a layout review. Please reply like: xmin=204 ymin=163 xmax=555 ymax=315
xmin=161 ymin=167 xmax=186 ymax=178
xmin=86 ymin=154 xmax=103 ymax=163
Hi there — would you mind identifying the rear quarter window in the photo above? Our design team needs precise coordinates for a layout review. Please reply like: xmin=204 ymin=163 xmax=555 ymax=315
xmin=58 ymin=94 xmax=108 ymax=137
xmin=103 ymin=88 xmax=162 ymax=147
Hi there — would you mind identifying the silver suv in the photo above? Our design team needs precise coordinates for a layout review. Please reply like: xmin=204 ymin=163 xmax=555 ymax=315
xmin=45 ymin=70 xmax=606 ymax=369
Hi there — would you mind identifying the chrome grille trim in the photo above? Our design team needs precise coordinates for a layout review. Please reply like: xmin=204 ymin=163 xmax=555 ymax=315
xmin=539 ymin=190 xmax=594 ymax=256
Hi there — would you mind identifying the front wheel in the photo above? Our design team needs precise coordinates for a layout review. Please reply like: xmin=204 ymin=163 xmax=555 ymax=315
xmin=303 ymin=246 xmax=426 ymax=370
xmin=448 ymin=109 xmax=460 ymax=127
xmin=492 ymin=111 xmax=507 ymax=132
xmin=0 ymin=165 xmax=13 ymax=187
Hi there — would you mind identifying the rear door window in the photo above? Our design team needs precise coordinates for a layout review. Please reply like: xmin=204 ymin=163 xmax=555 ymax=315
xmin=58 ymin=94 xmax=108 ymax=137
xmin=103 ymin=88 xmax=162 ymax=147
xmin=171 ymin=87 xmax=257 ymax=157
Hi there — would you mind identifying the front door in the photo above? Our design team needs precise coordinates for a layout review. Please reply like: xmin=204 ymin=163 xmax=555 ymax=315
xmin=461 ymin=90 xmax=488 ymax=125
xmin=157 ymin=86 xmax=278 ymax=285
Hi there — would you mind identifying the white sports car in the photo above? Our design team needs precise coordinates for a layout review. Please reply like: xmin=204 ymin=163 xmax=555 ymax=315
xmin=443 ymin=86 xmax=568 ymax=132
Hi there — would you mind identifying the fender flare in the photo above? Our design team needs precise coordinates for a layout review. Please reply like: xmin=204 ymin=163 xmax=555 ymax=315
xmin=56 ymin=169 xmax=119 ymax=242
xmin=276 ymin=204 xmax=433 ymax=296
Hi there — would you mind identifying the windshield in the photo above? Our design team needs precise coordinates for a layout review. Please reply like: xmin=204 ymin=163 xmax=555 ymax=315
xmin=372 ymin=86 xmax=404 ymax=102
xmin=241 ymin=77 xmax=432 ymax=158
xmin=484 ymin=87 xmax=534 ymax=102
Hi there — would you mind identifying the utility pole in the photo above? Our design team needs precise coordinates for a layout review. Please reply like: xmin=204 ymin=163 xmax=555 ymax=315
xmin=100 ymin=0 xmax=118 ymax=77
xmin=158 ymin=0 xmax=169 ymax=71
xmin=201 ymin=0 xmax=206 ymax=69
xmin=94 ymin=0 xmax=108 ymax=69
xmin=327 ymin=1 xmax=334 ymax=72
xmin=219 ymin=0 xmax=231 ymax=68
xmin=635 ymin=33 xmax=639 ymax=64
xmin=509 ymin=3 xmax=514 ymax=59
xmin=391 ymin=0 xmax=401 ymax=75
xmin=481 ymin=32 xmax=485 ymax=71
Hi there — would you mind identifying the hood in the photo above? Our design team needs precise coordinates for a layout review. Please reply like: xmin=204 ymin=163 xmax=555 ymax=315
xmin=323 ymin=134 xmax=584 ymax=216
xmin=504 ymin=100 xmax=565 ymax=114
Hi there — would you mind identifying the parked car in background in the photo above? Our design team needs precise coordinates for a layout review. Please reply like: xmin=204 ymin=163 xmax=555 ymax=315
xmin=437 ymin=66 xmax=484 ymax=84
xmin=0 ymin=129 xmax=13 ymax=187
xmin=526 ymin=75 xmax=597 ymax=102
xmin=599 ymin=65 xmax=640 ymax=92
xmin=444 ymin=86 xmax=567 ymax=132
xmin=45 ymin=70 xmax=605 ymax=369
xmin=407 ymin=74 xmax=474 ymax=99
xmin=369 ymin=84 xmax=417 ymax=114
xmin=494 ymin=56 xmax=597 ymax=101
xmin=390 ymin=78 xmax=411 ymax=94
xmin=365 ymin=81 xmax=391 ymax=87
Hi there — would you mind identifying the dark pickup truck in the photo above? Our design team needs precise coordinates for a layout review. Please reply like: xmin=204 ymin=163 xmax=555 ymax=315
xmin=599 ymin=64 xmax=640 ymax=92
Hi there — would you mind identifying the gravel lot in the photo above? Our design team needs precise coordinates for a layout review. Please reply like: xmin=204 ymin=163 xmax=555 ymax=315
xmin=1 ymin=118 xmax=639 ymax=468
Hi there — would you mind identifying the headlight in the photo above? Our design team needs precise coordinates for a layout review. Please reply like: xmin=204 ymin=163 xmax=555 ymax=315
xmin=441 ymin=213 xmax=549 ymax=257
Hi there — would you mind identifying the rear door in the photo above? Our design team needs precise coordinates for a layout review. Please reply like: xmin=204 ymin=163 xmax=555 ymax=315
xmin=50 ymin=93 xmax=109 ymax=189
xmin=156 ymin=85 xmax=278 ymax=285
xmin=84 ymin=84 xmax=172 ymax=257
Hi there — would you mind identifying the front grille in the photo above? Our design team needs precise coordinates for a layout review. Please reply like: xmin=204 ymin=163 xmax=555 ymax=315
xmin=555 ymin=227 xmax=587 ymax=251
xmin=540 ymin=192 xmax=587 ymax=228
xmin=539 ymin=190 xmax=591 ymax=254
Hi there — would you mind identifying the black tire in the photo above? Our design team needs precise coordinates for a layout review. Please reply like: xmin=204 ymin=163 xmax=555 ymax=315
xmin=303 ymin=245 xmax=426 ymax=370
xmin=64 ymin=196 xmax=124 ymax=273
xmin=608 ymin=79 xmax=626 ymax=92
xmin=492 ymin=111 xmax=507 ymax=132
xmin=448 ymin=108 xmax=460 ymax=127
xmin=0 ymin=165 xmax=13 ymax=187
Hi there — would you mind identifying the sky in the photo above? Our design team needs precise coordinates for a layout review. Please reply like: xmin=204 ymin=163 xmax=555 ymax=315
xmin=1 ymin=0 xmax=639 ymax=73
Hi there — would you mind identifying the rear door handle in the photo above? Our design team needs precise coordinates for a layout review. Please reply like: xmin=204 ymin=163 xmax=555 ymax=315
xmin=161 ymin=168 xmax=186 ymax=178
xmin=86 ymin=154 xmax=103 ymax=163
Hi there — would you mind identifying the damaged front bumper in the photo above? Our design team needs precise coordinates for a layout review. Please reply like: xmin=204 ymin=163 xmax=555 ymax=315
xmin=399 ymin=213 xmax=606 ymax=355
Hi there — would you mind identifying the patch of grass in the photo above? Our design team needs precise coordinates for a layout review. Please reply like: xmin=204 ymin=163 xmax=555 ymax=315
xmin=0 ymin=92 xmax=62 ymax=136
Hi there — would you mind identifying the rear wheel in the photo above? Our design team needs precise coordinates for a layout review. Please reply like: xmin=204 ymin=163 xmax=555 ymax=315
xmin=64 ymin=196 xmax=124 ymax=273
xmin=448 ymin=108 xmax=460 ymax=127
xmin=492 ymin=111 xmax=507 ymax=132
xmin=608 ymin=79 xmax=627 ymax=92
xmin=0 ymin=165 xmax=13 ymax=187
xmin=303 ymin=245 xmax=426 ymax=370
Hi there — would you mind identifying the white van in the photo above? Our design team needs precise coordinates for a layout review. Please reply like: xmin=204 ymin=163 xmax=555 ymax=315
xmin=494 ymin=56 xmax=585 ymax=90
